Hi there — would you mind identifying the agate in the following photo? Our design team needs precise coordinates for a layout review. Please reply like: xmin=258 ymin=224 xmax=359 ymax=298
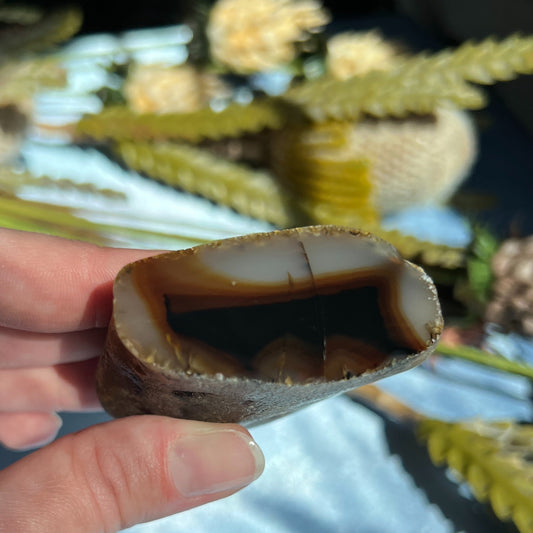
xmin=96 ymin=225 xmax=443 ymax=425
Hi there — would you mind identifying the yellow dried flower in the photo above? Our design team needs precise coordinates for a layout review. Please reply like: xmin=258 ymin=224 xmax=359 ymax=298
xmin=123 ymin=64 xmax=229 ymax=114
xmin=326 ymin=30 xmax=402 ymax=80
xmin=207 ymin=0 xmax=329 ymax=73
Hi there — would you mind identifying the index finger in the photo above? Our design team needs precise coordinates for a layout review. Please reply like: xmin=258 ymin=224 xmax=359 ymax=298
xmin=0 ymin=228 xmax=162 ymax=333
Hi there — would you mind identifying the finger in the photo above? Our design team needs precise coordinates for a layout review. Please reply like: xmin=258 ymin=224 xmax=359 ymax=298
xmin=0 ymin=359 xmax=101 ymax=412
xmin=0 ymin=228 xmax=161 ymax=333
xmin=0 ymin=416 xmax=264 ymax=532
xmin=0 ymin=412 xmax=62 ymax=451
xmin=0 ymin=326 xmax=107 ymax=368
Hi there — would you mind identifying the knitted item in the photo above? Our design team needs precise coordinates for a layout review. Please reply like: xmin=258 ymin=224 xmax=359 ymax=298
xmin=485 ymin=235 xmax=533 ymax=336
xmin=206 ymin=0 xmax=329 ymax=73
xmin=271 ymin=107 xmax=477 ymax=217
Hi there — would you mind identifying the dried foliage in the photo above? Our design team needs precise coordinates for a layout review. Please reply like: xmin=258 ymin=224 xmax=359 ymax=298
xmin=79 ymin=35 xmax=533 ymax=142
xmin=0 ymin=192 xmax=207 ymax=248
xmin=115 ymin=140 xmax=296 ymax=226
xmin=76 ymin=100 xmax=296 ymax=143
xmin=286 ymin=34 xmax=533 ymax=121
xmin=0 ymin=6 xmax=82 ymax=62
xmin=418 ymin=419 xmax=533 ymax=533
xmin=371 ymin=227 xmax=466 ymax=269
xmin=0 ymin=168 xmax=126 ymax=199
xmin=113 ymin=139 xmax=467 ymax=269
xmin=353 ymin=386 xmax=533 ymax=533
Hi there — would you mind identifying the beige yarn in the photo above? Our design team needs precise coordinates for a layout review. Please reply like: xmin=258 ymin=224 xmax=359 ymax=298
xmin=124 ymin=64 xmax=229 ymax=115
xmin=207 ymin=0 xmax=329 ymax=73
xmin=271 ymin=107 xmax=477 ymax=216
xmin=349 ymin=108 xmax=477 ymax=213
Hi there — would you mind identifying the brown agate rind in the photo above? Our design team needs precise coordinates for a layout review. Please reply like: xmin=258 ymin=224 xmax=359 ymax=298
xmin=96 ymin=225 xmax=443 ymax=426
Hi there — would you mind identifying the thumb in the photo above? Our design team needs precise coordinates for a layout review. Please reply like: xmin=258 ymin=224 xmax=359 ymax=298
xmin=0 ymin=416 xmax=264 ymax=532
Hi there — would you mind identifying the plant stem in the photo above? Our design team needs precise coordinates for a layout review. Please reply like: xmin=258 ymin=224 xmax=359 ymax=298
xmin=435 ymin=343 xmax=533 ymax=380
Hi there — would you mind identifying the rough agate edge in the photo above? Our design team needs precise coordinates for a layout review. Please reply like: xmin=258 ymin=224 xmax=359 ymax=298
xmin=96 ymin=225 xmax=443 ymax=425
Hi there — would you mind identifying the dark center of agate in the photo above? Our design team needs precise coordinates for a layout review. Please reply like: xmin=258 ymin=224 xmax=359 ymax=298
xmin=165 ymin=285 xmax=415 ymax=381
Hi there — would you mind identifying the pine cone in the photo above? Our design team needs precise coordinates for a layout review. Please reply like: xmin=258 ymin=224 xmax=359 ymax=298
xmin=485 ymin=235 xmax=533 ymax=336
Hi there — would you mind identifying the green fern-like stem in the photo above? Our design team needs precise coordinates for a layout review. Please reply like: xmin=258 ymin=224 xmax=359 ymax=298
xmin=115 ymin=140 xmax=298 ymax=227
xmin=0 ymin=168 xmax=126 ymax=199
xmin=286 ymin=34 xmax=533 ymax=121
xmin=76 ymin=99 xmax=296 ymax=143
xmin=0 ymin=194 xmax=210 ymax=248
xmin=435 ymin=343 xmax=533 ymax=380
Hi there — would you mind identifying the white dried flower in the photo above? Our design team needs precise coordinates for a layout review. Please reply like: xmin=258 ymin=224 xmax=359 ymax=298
xmin=326 ymin=31 xmax=401 ymax=80
xmin=124 ymin=64 xmax=229 ymax=114
xmin=207 ymin=0 xmax=329 ymax=73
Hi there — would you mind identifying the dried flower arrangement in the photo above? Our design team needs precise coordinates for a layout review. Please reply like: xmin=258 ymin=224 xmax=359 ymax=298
xmin=1 ymin=1 xmax=533 ymax=530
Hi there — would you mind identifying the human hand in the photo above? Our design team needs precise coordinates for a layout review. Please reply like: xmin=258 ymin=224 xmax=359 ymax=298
xmin=0 ymin=228 xmax=264 ymax=532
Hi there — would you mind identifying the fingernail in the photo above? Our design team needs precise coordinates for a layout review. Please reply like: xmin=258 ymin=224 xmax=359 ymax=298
xmin=169 ymin=428 xmax=264 ymax=497
xmin=6 ymin=413 xmax=63 ymax=451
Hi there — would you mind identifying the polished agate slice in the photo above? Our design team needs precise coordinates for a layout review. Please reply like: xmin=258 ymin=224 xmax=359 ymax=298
xmin=96 ymin=225 xmax=442 ymax=425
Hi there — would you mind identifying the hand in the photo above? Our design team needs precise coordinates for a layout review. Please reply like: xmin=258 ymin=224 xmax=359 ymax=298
xmin=0 ymin=229 xmax=264 ymax=532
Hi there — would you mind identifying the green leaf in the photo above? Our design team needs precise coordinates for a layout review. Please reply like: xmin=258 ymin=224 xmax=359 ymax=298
xmin=463 ymin=224 xmax=501 ymax=308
